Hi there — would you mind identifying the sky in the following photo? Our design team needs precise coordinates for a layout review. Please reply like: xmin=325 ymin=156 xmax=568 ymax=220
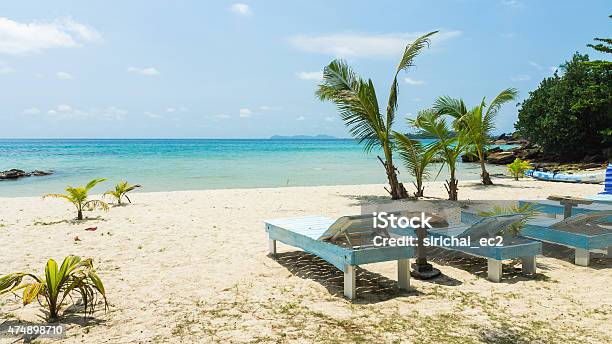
xmin=0 ymin=0 xmax=609 ymax=139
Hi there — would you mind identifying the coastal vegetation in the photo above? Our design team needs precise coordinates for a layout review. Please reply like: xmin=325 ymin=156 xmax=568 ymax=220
xmin=434 ymin=88 xmax=518 ymax=185
xmin=43 ymin=178 xmax=108 ymax=220
xmin=104 ymin=181 xmax=141 ymax=205
xmin=317 ymin=31 xmax=438 ymax=199
xmin=515 ymin=52 xmax=611 ymax=161
xmin=507 ymin=158 xmax=532 ymax=181
xmin=0 ymin=255 xmax=107 ymax=320
xmin=411 ymin=109 xmax=466 ymax=200
xmin=394 ymin=131 xmax=438 ymax=197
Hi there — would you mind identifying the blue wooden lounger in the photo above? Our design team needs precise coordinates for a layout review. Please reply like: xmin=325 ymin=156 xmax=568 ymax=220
xmin=265 ymin=215 xmax=415 ymax=299
xmin=519 ymin=199 xmax=611 ymax=218
xmin=404 ymin=212 xmax=542 ymax=282
xmin=521 ymin=213 xmax=612 ymax=266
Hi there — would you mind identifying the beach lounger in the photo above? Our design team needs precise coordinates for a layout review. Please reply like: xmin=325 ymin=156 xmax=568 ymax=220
xmin=264 ymin=214 xmax=415 ymax=299
xmin=521 ymin=211 xmax=612 ymax=266
xmin=396 ymin=212 xmax=542 ymax=282
xmin=519 ymin=198 xmax=611 ymax=218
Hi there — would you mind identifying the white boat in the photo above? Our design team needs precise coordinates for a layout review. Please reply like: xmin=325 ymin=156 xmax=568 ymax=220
xmin=526 ymin=169 xmax=605 ymax=184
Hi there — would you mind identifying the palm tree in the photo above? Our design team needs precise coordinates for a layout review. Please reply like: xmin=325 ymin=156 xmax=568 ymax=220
xmin=433 ymin=88 xmax=518 ymax=185
xmin=316 ymin=31 xmax=438 ymax=199
xmin=393 ymin=131 xmax=438 ymax=197
xmin=104 ymin=181 xmax=140 ymax=205
xmin=411 ymin=110 xmax=465 ymax=200
xmin=43 ymin=178 xmax=108 ymax=220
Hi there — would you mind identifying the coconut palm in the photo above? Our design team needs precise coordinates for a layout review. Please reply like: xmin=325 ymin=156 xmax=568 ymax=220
xmin=411 ymin=109 xmax=466 ymax=200
xmin=393 ymin=131 xmax=438 ymax=197
xmin=316 ymin=31 xmax=438 ymax=199
xmin=104 ymin=181 xmax=140 ymax=205
xmin=433 ymin=88 xmax=518 ymax=185
xmin=43 ymin=178 xmax=108 ymax=220
xmin=0 ymin=255 xmax=108 ymax=320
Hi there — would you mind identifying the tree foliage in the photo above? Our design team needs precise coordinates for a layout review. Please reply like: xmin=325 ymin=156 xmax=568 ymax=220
xmin=515 ymin=53 xmax=612 ymax=159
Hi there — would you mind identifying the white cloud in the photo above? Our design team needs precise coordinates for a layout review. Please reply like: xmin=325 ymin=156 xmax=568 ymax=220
xmin=0 ymin=17 xmax=101 ymax=55
xmin=127 ymin=66 xmax=159 ymax=76
xmin=0 ymin=61 xmax=13 ymax=74
xmin=57 ymin=104 xmax=73 ymax=112
xmin=56 ymin=71 xmax=73 ymax=79
xmin=324 ymin=116 xmax=335 ymax=122
xmin=510 ymin=74 xmax=531 ymax=82
xmin=259 ymin=105 xmax=281 ymax=111
xmin=501 ymin=0 xmax=522 ymax=8
xmin=289 ymin=30 xmax=461 ymax=58
xmin=212 ymin=114 xmax=230 ymax=120
xmin=46 ymin=104 xmax=126 ymax=120
xmin=145 ymin=111 xmax=163 ymax=119
xmin=296 ymin=71 xmax=323 ymax=80
xmin=412 ymin=97 xmax=422 ymax=102
xmin=22 ymin=107 xmax=40 ymax=115
xmin=239 ymin=108 xmax=252 ymax=118
xmin=528 ymin=61 xmax=542 ymax=70
xmin=229 ymin=3 xmax=252 ymax=16
xmin=296 ymin=116 xmax=305 ymax=121
xmin=404 ymin=77 xmax=425 ymax=85
xmin=166 ymin=107 xmax=176 ymax=113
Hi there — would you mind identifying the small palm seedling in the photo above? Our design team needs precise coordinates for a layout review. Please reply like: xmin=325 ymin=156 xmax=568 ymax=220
xmin=0 ymin=255 xmax=108 ymax=320
xmin=507 ymin=158 xmax=532 ymax=181
xmin=479 ymin=203 xmax=538 ymax=236
xmin=104 ymin=181 xmax=141 ymax=205
xmin=393 ymin=131 xmax=439 ymax=197
xmin=43 ymin=178 xmax=108 ymax=220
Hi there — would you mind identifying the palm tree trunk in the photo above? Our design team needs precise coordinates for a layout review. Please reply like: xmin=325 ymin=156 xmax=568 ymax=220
xmin=445 ymin=168 xmax=458 ymax=201
xmin=77 ymin=209 xmax=83 ymax=220
xmin=383 ymin=148 xmax=408 ymax=200
xmin=479 ymin=150 xmax=493 ymax=185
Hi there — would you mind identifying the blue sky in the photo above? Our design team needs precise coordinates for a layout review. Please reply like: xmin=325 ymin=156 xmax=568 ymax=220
xmin=0 ymin=0 xmax=609 ymax=138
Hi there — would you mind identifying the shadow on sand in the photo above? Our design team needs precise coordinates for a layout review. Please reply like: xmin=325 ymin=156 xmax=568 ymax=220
xmin=272 ymin=251 xmax=424 ymax=303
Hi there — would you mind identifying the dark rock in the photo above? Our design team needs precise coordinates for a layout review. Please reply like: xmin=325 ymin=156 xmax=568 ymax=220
xmin=461 ymin=153 xmax=479 ymax=162
xmin=487 ymin=147 xmax=502 ymax=154
xmin=582 ymin=155 xmax=603 ymax=164
xmin=486 ymin=151 xmax=517 ymax=164
xmin=0 ymin=169 xmax=53 ymax=180
xmin=31 ymin=170 xmax=53 ymax=176
xmin=0 ymin=169 xmax=30 ymax=179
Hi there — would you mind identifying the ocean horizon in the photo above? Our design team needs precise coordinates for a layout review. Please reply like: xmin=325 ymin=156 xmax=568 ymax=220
xmin=0 ymin=138 xmax=515 ymax=197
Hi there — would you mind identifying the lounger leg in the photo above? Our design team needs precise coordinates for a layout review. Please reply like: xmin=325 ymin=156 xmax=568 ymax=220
xmin=397 ymin=259 xmax=410 ymax=290
xmin=487 ymin=259 xmax=502 ymax=282
xmin=344 ymin=264 xmax=356 ymax=300
xmin=268 ymin=238 xmax=277 ymax=256
xmin=521 ymin=256 xmax=537 ymax=274
xmin=575 ymin=248 xmax=590 ymax=266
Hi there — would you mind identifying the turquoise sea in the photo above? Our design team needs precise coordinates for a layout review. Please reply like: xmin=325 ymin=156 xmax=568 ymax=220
xmin=0 ymin=139 xmax=514 ymax=197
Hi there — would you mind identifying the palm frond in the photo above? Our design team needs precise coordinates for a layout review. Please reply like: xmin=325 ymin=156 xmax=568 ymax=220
xmin=85 ymin=178 xmax=107 ymax=191
xmin=83 ymin=200 xmax=109 ymax=212
xmin=386 ymin=31 xmax=438 ymax=129
xmin=485 ymin=88 xmax=518 ymax=119
xmin=317 ymin=60 xmax=384 ymax=152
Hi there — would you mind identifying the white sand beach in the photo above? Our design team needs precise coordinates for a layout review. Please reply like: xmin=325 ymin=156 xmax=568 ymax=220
xmin=1 ymin=178 xmax=610 ymax=343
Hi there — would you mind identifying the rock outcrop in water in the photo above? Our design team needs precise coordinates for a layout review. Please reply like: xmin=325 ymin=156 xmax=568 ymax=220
xmin=0 ymin=169 xmax=53 ymax=180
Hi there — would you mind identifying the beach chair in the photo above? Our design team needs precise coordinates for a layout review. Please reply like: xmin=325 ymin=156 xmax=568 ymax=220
xmin=519 ymin=197 xmax=611 ymax=219
xmin=264 ymin=214 xmax=415 ymax=299
xmin=396 ymin=212 xmax=542 ymax=282
xmin=521 ymin=211 xmax=612 ymax=266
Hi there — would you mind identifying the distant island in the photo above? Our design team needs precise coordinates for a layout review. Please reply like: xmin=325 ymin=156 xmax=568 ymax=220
xmin=269 ymin=135 xmax=340 ymax=140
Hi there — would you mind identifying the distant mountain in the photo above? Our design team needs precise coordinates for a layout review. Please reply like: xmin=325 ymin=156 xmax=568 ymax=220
xmin=269 ymin=135 xmax=339 ymax=140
